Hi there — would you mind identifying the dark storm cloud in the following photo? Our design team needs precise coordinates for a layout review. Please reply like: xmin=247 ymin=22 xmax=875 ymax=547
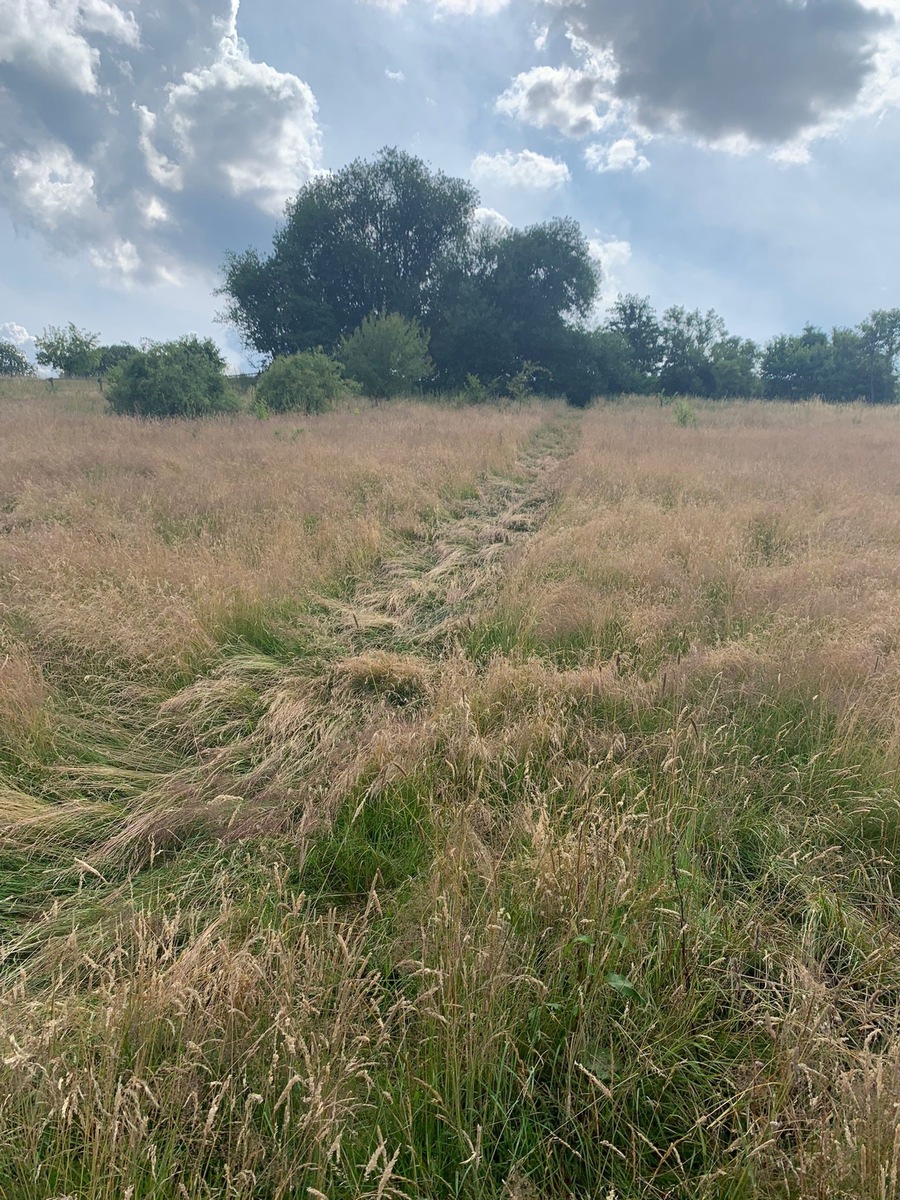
xmin=541 ymin=0 xmax=894 ymax=143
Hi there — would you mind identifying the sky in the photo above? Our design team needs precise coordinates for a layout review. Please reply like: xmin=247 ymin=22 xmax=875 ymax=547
xmin=1 ymin=0 xmax=899 ymax=368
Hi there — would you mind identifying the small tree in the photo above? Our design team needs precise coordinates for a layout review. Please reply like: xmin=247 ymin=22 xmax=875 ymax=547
xmin=337 ymin=312 xmax=433 ymax=401
xmin=35 ymin=324 xmax=101 ymax=377
xmin=107 ymin=336 xmax=238 ymax=418
xmin=0 ymin=341 xmax=34 ymax=377
xmin=255 ymin=350 xmax=350 ymax=414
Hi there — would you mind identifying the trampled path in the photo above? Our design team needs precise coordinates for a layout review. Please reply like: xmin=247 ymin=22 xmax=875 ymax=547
xmin=310 ymin=409 xmax=582 ymax=661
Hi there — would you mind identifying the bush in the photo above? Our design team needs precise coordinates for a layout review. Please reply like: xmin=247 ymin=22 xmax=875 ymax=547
xmin=0 ymin=341 xmax=34 ymax=377
xmin=337 ymin=312 xmax=433 ymax=401
xmin=107 ymin=336 xmax=238 ymax=418
xmin=460 ymin=374 xmax=493 ymax=406
xmin=255 ymin=350 xmax=349 ymax=414
xmin=673 ymin=397 xmax=698 ymax=427
xmin=97 ymin=343 xmax=138 ymax=376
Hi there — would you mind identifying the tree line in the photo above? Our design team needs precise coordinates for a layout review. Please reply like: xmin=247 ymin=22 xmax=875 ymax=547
xmin=218 ymin=147 xmax=900 ymax=406
xmin=2 ymin=148 xmax=897 ymax=408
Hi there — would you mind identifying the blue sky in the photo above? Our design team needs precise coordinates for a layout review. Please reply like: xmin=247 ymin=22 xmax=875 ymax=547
xmin=2 ymin=0 xmax=899 ymax=367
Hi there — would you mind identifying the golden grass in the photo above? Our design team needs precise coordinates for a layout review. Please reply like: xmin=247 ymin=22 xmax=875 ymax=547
xmin=497 ymin=398 xmax=900 ymax=745
xmin=2 ymin=392 xmax=900 ymax=1198
xmin=0 ymin=389 xmax=541 ymax=672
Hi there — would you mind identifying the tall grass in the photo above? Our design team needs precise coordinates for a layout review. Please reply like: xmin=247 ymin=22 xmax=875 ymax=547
xmin=2 ymin=389 xmax=900 ymax=1198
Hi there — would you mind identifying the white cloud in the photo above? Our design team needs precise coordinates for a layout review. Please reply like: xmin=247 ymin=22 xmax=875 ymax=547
xmin=585 ymin=137 xmax=650 ymax=173
xmin=496 ymin=62 xmax=616 ymax=138
xmin=0 ymin=0 xmax=323 ymax=283
xmin=79 ymin=0 xmax=140 ymax=46
xmin=0 ymin=321 xmax=33 ymax=347
xmin=471 ymin=149 xmax=571 ymax=190
xmin=385 ymin=67 xmax=406 ymax=82
xmin=9 ymin=143 xmax=99 ymax=234
xmin=156 ymin=41 xmax=321 ymax=218
xmin=473 ymin=205 xmax=512 ymax=231
xmin=588 ymin=237 xmax=633 ymax=308
xmin=531 ymin=23 xmax=549 ymax=51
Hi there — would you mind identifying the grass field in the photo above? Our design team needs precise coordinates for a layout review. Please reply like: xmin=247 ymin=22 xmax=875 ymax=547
xmin=2 ymin=384 xmax=900 ymax=1198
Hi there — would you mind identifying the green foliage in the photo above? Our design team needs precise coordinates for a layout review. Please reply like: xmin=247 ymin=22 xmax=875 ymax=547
xmin=710 ymin=335 xmax=762 ymax=398
xmin=97 ymin=343 xmax=138 ymax=376
xmin=761 ymin=320 xmax=897 ymax=403
xmin=216 ymin=146 xmax=896 ymax=407
xmin=430 ymin=218 xmax=600 ymax=395
xmin=673 ymin=396 xmax=698 ymax=427
xmin=460 ymin=373 xmax=493 ymax=405
xmin=605 ymin=293 xmax=663 ymax=387
xmin=35 ymin=323 xmax=102 ymax=377
xmin=221 ymin=150 xmax=599 ymax=402
xmin=658 ymin=306 xmax=724 ymax=397
xmin=106 ymin=336 xmax=237 ymax=419
xmin=0 ymin=340 xmax=34 ymax=377
xmin=503 ymin=360 xmax=549 ymax=405
xmin=255 ymin=350 xmax=348 ymax=414
xmin=337 ymin=312 xmax=433 ymax=400
xmin=762 ymin=325 xmax=834 ymax=401
xmin=220 ymin=147 xmax=478 ymax=359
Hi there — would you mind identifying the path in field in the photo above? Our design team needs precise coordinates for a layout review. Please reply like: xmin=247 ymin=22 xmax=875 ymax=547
xmin=313 ymin=409 xmax=581 ymax=659
xmin=0 ymin=409 xmax=584 ymax=935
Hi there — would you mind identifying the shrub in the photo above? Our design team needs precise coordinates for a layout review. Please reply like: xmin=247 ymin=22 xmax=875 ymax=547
xmin=673 ymin=396 xmax=698 ymax=427
xmin=97 ymin=343 xmax=138 ymax=376
xmin=505 ymin=360 xmax=550 ymax=405
xmin=107 ymin=336 xmax=238 ymax=418
xmin=337 ymin=312 xmax=433 ymax=401
xmin=255 ymin=350 xmax=348 ymax=414
xmin=460 ymin=373 xmax=493 ymax=406
xmin=0 ymin=341 xmax=34 ymax=377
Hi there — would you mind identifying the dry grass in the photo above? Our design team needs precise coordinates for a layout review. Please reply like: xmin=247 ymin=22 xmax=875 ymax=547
xmin=2 ymin=391 xmax=900 ymax=1198
xmin=0 ymin=389 xmax=539 ymax=673
xmin=497 ymin=398 xmax=900 ymax=741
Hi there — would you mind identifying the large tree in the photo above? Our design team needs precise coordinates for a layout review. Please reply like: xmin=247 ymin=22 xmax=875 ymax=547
xmin=220 ymin=150 xmax=601 ymax=403
xmin=219 ymin=148 xmax=478 ymax=360
xmin=429 ymin=218 xmax=600 ymax=392
xmin=604 ymin=294 xmax=662 ymax=389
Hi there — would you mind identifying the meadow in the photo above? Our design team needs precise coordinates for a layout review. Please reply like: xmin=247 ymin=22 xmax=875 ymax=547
xmin=2 ymin=381 xmax=900 ymax=1199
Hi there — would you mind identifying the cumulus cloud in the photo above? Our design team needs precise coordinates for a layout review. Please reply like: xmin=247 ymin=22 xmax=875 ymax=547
xmin=494 ymin=0 xmax=899 ymax=157
xmin=496 ymin=60 xmax=616 ymax=137
xmin=0 ymin=0 xmax=323 ymax=283
xmin=0 ymin=321 xmax=33 ymax=347
xmin=385 ymin=67 xmax=406 ymax=82
xmin=471 ymin=149 xmax=571 ymax=189
xmin=473 ymin=205 xmax=512 ymax=231
xmin=587 ymin=236 xmax=633 ymax=307
xmin=585 ymin=137 xmax=650 ymax=173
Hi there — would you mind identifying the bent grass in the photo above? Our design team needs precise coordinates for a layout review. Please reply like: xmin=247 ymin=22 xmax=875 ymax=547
xmin=1 ymin=390 xmax=900 ymax=1197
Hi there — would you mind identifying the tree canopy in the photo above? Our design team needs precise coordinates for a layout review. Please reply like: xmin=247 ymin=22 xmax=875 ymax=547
xmin=220 ymin=148 xmax=479 ymax=360
xmin=0 ymin=341 xmax=34 ymax=377
xmin=601 ymin=297 xmax=899 ymax=404
xmin=219 ymin=148 xmax=600 ymax=403
xmin=35 ymin=324 xmax=102 ymax=378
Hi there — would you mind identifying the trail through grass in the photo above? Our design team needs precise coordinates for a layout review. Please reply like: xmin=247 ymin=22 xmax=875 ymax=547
xmin=2 ymin=395 xmax=900 ymax=1199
